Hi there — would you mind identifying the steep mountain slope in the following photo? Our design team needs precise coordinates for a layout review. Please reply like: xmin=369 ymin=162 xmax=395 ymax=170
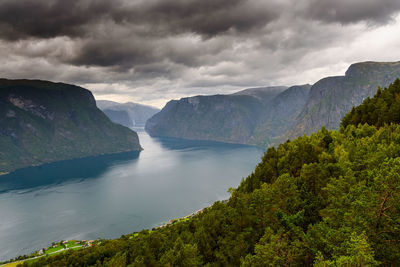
xmin=251 ymin=84 xmax=311 ymax=146
xmin=146 ymin=85 xmax=310 ymax=146
xmin=146 ymin=93 xmax=267 ymax=144
xmin=287 ymin=61 xmax=400 ymax=138
xmin=96 ymin=100 xmax=160 ymax=127
xmin=0 ymin=79 xmax=142 ymax=173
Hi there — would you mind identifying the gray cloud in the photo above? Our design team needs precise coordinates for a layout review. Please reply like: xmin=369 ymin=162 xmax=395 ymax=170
xmin=0 ymin=0 xmax=399 ymax=107
xmin=0 ymin=0 xmax=278 ymax=40
xmin=0 ymin=0 xmax=114 ymax=40
xmin=300 ymin=0 xmax=400 ymax=24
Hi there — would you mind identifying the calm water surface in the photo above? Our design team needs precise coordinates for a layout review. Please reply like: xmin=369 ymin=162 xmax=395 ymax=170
xmin=0 ymin=129 xmax=264 ymax=261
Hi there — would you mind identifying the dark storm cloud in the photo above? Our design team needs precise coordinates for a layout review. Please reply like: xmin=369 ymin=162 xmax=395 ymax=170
xmin=127 ymin=0 xmax=279 ymax=37
xmin=70 ymin=39 xmax=156 ymax=68
xmin=1 ymin=0 xmax=399 ymax=69
xmin=1 ymin=0 xmax=397 ymax=42
xmin=0 ymin=0 xmax=114 ymax=40
xmin=0 ymin=0 xmax=400 ymax=107
xmin=0 ymin=0 xmax=277 ymax=40
xmin=68 ymin=34 xmax=237 ymax=70
xmin=0 ymin=0 xmax=279 ymax=70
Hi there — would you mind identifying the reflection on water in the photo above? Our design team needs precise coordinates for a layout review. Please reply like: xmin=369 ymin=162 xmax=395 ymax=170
xmin=153 ymin=135 xmax=252 ymax=151
xmin=0 ymin=151 xmax=141 ymax=193
xmin=0 ymin=129 xmax=264 ymax=261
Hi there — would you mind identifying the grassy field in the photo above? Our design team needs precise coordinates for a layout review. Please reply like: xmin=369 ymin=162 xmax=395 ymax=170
xmin=44 ymin=240 xmax=81 ymax=255
xmin=66 ymin=241 xmax=80 ymax=248
xmin=44 ymin=245 xmax=63 ymax=254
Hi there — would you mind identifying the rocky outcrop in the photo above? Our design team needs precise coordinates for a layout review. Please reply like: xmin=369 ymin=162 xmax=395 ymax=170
xmin=287 ymin=61 xmax=400 ymax=139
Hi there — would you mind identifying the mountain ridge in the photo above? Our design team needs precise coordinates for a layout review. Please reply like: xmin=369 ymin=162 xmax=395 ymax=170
xmin=0 ymin=79 xmax=142 ymax=173
xmin=146 ymin=84 xmax=310 ymax=147
xmin=287 ymin=61 xmax=400 ymax=139
xmin=146 ymin=61 xmax=400 ymax=146
xmin=97 ymin=100 xmax=160 ymax=127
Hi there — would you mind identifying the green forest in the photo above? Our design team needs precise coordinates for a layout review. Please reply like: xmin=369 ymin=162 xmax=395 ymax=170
xmin=21 ymin=79 xmax=400 ymax=266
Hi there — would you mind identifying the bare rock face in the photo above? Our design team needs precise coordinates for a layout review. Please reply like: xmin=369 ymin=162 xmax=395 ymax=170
xmin=8 ymin=95 xmax=54 ymax=120
xmin=0 ymin=79 xmax=142 ymax=173
xmin=146 ymin=61 xmax=400 ymax=147
xmin=145 ymin=85 xmax=310 ymax=147
xmin=287 ymin=61 xmax=400 ymax=139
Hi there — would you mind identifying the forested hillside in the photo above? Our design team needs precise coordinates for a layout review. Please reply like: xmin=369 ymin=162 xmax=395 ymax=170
xmin=342 ymin=78 xmax=400 ymax=128
xmin=0 ymin=79 xmax=142 ymax=173
xmin=21 ymin=80 xmax=400 ymax=266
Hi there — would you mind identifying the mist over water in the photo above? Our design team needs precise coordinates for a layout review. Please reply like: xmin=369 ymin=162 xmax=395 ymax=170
xmin=0 ymin=129 xmax=264 ymax=261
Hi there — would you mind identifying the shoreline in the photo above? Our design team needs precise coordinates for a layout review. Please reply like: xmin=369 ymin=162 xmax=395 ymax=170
xmin=157 ymin=207 xmax=208 ymax=228
xmin=1 ymin=207 xmax=210 ymax=265
xmin=2 ymin=201 xmax=227 ymax=265
xmin=1 ymin=149 xmax=142 ymax=176
xmin=153 ymin=200 xmax=227 ymax=229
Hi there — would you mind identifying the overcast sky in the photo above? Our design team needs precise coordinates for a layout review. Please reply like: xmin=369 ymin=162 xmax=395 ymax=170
xmin=0 ymin=0 xmax=400 ymax=108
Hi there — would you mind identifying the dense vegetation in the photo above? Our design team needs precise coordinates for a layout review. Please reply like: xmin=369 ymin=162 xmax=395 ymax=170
xmin=21 ymin=80 xmax=400 ymax=266
xmin=342 ymin=78 xmax=400 ymax=128
xmin=0 ymin=79 xmax=142 ymax=173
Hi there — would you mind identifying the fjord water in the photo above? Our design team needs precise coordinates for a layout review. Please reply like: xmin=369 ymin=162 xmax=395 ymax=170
xmin=0 ymin=129 xmax=264 ymax=261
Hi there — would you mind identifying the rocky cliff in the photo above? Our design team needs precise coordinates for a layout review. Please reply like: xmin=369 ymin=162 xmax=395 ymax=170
xmin=0 ymin=79 xmax=142 ymax=173
xmin=146 ymin=61 xmax=400 ymax=147
xmin=287 ymin=61 xmax=400 ymax=138
xmin=146 ymin=85 xmax=310 ymax=146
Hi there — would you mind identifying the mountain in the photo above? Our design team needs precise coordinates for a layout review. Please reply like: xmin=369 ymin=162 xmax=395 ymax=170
xmin=232 ymin=86 xmax=288 ymax=99
xmin=96 ymin=100 xmax=160 ymax=127
xmin=20 ymin=80 xmax=400 ymax=266
xmin=102 ymin=109 xmax=132 ymax=127
xmin=251 ymin=85 xmax=311 ymax=146
xmin=0 ymin=79 xmax=142 ymax=174
xmin=287 ymin=61 xmax=400 ymax=138
xmin=145 ymin=85 xmax=310 ymax=147
xmin=147 ymin=61 xmax=400 ymax=147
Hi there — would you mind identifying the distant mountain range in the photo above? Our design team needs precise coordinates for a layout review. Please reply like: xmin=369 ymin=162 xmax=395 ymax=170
xmin=3 ymin=61 xmax=400 ymax=171
xmin=146 ymin=61 xmax=400 ymax=147
xmin=0 ymin=79 xmax=142 ymax=174
xmin=97 ymin=100 xmax=160 ymax=128
xmin=146 ymin=85 xmax=310 ymax=147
